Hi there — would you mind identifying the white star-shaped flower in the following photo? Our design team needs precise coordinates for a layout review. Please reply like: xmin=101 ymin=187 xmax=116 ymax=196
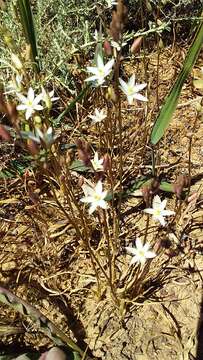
xmin=80 ymin=180 xmax=108 ymax=214
xmin=106 ymin=0 xmax=117 ymax=8
xmin=85 ymin=54 xmax=114 ymax=86
xmin=91 ymin=152 xmax=104 ymax=171
xmin=126 ymin=238 xmax=156 ymax=266
xmin=119 ymin=74 xmax=147 ymax=105
xmin=144 ymin=195 xmax=175 ymax=226
xmin=21 ymin=127 xmax=56 ymax=147
xmin=89 ymin=108 xmax=106 ymax=124
xmin=17 ymin=87 xmax=43 ymax=119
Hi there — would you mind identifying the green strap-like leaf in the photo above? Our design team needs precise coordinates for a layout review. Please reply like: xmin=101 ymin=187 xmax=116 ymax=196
xmin=0 ymin=287 xmax=85 ymax=358
xmin=54 ymin=86 xmax=89 ymax=126
xmin=151 ymin=20 xmax=203 ymax=145
xmin=17 ymin=0 xmax=40 ymax=72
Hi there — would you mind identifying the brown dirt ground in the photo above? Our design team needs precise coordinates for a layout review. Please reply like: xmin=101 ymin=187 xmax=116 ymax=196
xmin=0 ymin=45 xmax=203 ymax=360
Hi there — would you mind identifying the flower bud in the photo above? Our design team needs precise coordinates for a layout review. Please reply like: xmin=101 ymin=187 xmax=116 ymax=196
xmin=103 ymin=40 xmax=112 ymax=56
xmin=106 ymin=86 xmax=117 ymax=102
xmin=0 ymin=125 xmax=11 ymax=141
xmin=34 ymin=115 xmax=42 ymax=127
xmin=27 ymin=139 xmax=39 ymax=155
xmin=130 ymin=37 xmax=142 ymax=54
xmin=103 ymin=153 xmax=111 ymax=172
xmin=196 ymin=102 xmax=202 ymax=112
xmin=78 ymin=175 xmax=84 ymax=187
xmin=41 ymin=87 xmax=52 ymax=111
xmin=11 ymin=53 xmax=23 ymax=70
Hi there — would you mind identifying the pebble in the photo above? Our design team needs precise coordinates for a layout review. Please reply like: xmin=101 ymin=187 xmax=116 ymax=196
xmin=2 ymin=261 xmax=17 ymax=271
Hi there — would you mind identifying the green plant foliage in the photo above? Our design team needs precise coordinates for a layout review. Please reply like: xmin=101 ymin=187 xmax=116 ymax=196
xmin=150 ymin=20 xmax=203 ymax=145
xmin=16 ymin=0 xmax=40 ymax=72
xmin=0 ymin=287 xmax=85 ymax=359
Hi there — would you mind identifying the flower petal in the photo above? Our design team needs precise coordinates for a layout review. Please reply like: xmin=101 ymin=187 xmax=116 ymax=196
xmin=152 ymin=195 xmax=162 ymax=209
xmin=159 ymin=199 xmax=167 ymax=211
xmin=25 ymin=108 xmax=33 ymax=120
xmin=104 ymin=58 xmax=114 ymax=74
xmin=134 ymin=93 xmax=148 ymax=102
xmin=130 ymin=256 xmax=139 ymax=266
xmin=33 ymin=104 xmax=43 ymax=111
xmin=146 ymin=250 xmax=156 ymax=259
xmin=27 ymin=87 xmax=35 ymax=101
xmin=134 ymin=83 xmax=147 ymax=92
xmin=154 ymin=215 xmax=166 ymax=226
xmin=97 ymin=54 xmax=104 ymax=69
xmin=135 ymin=238 xmax=143 ymax=251
xmin=162 ymin=210 xmax=175 ymax=216
xmin=126 ymin=246 xmax=138 ymax=256
xmin=144 ymin=208 xmax=155 ymax=215
xmin=128 ymin=74 xmax=135 ymax=87
xmin=89 ymin=203 xmax=97 ymax=214
xmin=119 ymin=78 xmax=128 ymax=94
xmin=95 ymin=180 xmax=103 ymax=194
xmin=98 ymin=199 xmax=108 ymax=209
xmin=17 ymin=104 xmax=28 ymax=111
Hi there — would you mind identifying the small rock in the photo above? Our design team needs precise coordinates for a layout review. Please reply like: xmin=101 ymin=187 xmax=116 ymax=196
xmin=2 ymin=261 xmax=17 ymax=271
xmin=45 ymin=347 xmax=66 ymax=360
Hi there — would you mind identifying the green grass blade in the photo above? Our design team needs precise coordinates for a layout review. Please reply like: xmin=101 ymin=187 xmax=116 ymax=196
xmin=54 ymin=85 xmax=89 ymax=126
xmin=17 ymin=0 xmax=40 ymax=72
xmin=151 ymin=20 xmax=203 ymax=145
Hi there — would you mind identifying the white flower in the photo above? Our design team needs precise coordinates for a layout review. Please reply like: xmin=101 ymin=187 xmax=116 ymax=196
xmin=106 ymin=0 xmax=117 ymax=8
xmin=17 ymin=87 xmax=43 ymax=120
xmin=89 ymin=108 xmax=106 ymax=124
xmin=91 ymin=152 xmax=104 ymax=171
xmin=21 ymin=127 xmax=56 ymax=147
xmin=80 ymin=180 xmax=108 ymax=214
xmin=85 ymin=54 xmax=114 ymax=86
xmin=126 ymin=238 xmax=156 ymax=266
xmin=119 ymin=74 xmax=147 ymax=105
xmin=41 ymin=87 xmax=59 ymax=109
xmin=93 ymin=30 xmax=103 ymax=42
xmin=144 ymin=195 xmax=175 ymax=226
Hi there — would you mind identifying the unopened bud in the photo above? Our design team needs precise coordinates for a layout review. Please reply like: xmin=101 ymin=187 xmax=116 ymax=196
xmin=41 ymin=87 xmax=52 ymax=110
xmin=130 ymin=37 xmax=142 ymax=54
xmin=11 ymin=53 xmax=23 ymax=70
xmin=196 ymin=102 xmax=202 ymax=112
xmin=173 ymin=175 xmax=189 ymax=198
xmin=27 ymin=139 xmax=39 ymax=155
xmin=6 ymin=103 xmax=18 ymax=123
xmin=78 ymin=175 xmax=84 ymax=187
xmin=141 ymin=186 xmax=151 ymax=206
xmin=78 ymin=149 xmax=91 ymax=166
xmin=103 ymin=153 xmax=111 ymax=172
xmin=0 ymin=125 xmax=11 ymax=141
xmin=34 ymin=115 xmax=42 ymax=127
xmin=103 ymin=40 xmax=112 ymax=56
xmin=60 ymin=174 xmax=66 ymax=182
xmin=159 ymin=38 xmax=164 ymax=49
xmin=106 ymin=86 xmax=117 ymax=102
